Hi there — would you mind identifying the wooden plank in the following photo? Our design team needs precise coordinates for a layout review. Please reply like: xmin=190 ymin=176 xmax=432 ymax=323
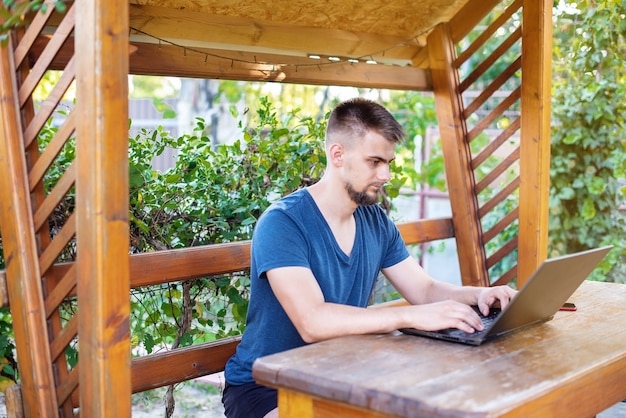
xmin=129 ymin=241 xmax=251 ymax=287
xmin=255 ymin=281 xmax=626 ymax=417
xmin=129 ymin=43 xmax=432 ymax=91
xmin=467 ymin=87 xmax=521 ymax=142
xmin=396 ymin=218 xmax=454 ymax=245
xmin=0 ymin=40 xmax=58 ymax=417
xmin=128 ymin=3 xmax=421 ymax=66
xmin=42 ymin=216 xmax=451 ymax=292
xmin=458 ymin=26 xmax=522 ymax=93
xmin=17 ymin=4 xmax=75 ymax=108
xmin=22 ymin=58 xmax=75 ymax=149
xmin=5 ymin=384 xmax=25 ymax=418
xmin=29 ymin=36 xmax=432 ymax=91
xmin=13 ymin=0 xmax=56 ymax=68
xmin=483 ymin=206 xmax=519 ymax=243
xmin=449 ymin=0 xmax=503 ymax=43
xmin=74 ymin=0 xmax=131 ymax=416
xmin=0 ymin=270 xmax=7 ymax=308
xmin=131 ymin=336 xmax=241 ymax=393
xmin=279 ymin=389 xmax=390 ymax=418
xmin=517 ymin=0 xmax=552 ymax=286
xmin=33 ymin=161 xmax=76 ymax=231
xmin=428 ymin=24 xmax=488 ymax=287
xmin=485 ymin=236 xmax=518 ymax=269
xmin=463 ymin=57 xmax=522 ymax=120
xmin=472 ymin=117 xmax=520 ymax=168
xmin=456 ymin=0 xmax=523 ymax=67
xmin=478 ymin=176 xmax=520 ymax=218
xmin=474 ymin=146 xmax=520 ymax=194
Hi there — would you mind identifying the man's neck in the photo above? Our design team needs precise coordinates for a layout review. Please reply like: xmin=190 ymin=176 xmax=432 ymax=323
xmin=307 ymin=178 xmax=356 ymax=224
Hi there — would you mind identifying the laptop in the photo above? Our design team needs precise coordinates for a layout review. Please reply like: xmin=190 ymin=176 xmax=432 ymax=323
xmin=399 ymin=245 xmax=613 ymax=345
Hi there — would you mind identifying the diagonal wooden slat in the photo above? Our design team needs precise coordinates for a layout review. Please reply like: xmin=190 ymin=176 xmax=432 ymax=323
xmin=486 ymin=236 xmax=518 ymax=269
xmin=467 ymin=86 xmax=521 ymax=142
xmin=56 ymin=364 xmax=79 ymax=407
xmin=44 ymin=263 xmax=77 ymax=318
xmin=475 ymin=146 xmax=520 ymax=194
xmin=463 ymin=57 xmax=521 ymax=120
xmin=33 ymin=161 xmax=76 ymax=231
xmin=478 ymin=176 xmax=520 ymax=218
xmin=448 ymin=0 xmax=503 ymax=43
xmin=491 ymin=264 xmax=518 ymax=286
xmin=472 ymin=117 xmax=520 ymax=168
xmin=23 ymin=57 xmax=75 ymax=148
xmin=49 ymin=315 xmax=78 ymax=362
xmin=455 ymin=0 xmax=523 ymax=68
xmin=458 ymin=26 xmax=522 ymax=93
xmin=483 ymin=206 xmax=519 ymax=243
xmin=18 ymin=4 xmax=75 ymax=108
xmin=39 ymin=211 xmax=76 ymax=275
xmin=13 ymin=0 xmax=57 ymax=68
xmin=28 ymin=110 xmax=76 ymax=191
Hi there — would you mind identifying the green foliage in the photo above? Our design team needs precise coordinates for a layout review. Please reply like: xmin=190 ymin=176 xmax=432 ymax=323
xmin=0 ymin=0 xmax=67 ymax=45
xmin=550 ymin=0 xmax=626 ymax=282
xmin=0 ymin=306 xmax=17 ymax=382
xmin=128 ymin=97 xmax=331 ymax=352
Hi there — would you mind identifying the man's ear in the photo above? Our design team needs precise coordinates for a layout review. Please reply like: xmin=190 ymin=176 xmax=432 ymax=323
xmin=329 ymin=143 xmax=344 ymax=166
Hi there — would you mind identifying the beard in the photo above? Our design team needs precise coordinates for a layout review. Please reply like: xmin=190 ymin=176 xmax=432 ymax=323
xmin=345 ymin=182 xmax=382 ymax=206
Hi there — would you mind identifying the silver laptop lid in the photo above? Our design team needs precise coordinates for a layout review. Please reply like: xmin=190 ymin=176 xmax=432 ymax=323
xmin=488 ymin=245 xmax=613 ymax=337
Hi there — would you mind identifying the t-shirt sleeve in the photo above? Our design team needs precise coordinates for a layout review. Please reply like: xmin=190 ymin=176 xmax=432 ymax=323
xmin=251 ymin=208 xmax=310 ymax=280
xmin=381 ymin=214 xmax=411 ymax=269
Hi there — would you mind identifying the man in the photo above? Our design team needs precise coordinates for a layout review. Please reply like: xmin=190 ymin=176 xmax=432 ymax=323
xmin=222 ymin=98 xmax=517 ymax=418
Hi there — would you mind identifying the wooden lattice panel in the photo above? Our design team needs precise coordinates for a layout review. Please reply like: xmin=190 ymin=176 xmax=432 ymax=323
xmin=13 ymin=1 xmax=78 ymax=415
xmin=455 ymin=0 xmax=522 ymax=285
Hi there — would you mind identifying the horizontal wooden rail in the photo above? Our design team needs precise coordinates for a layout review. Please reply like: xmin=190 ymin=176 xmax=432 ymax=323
xmin=131 ymin=336 xmax=241 ymax=393
xmin=4 ymin=218 xmax=454 ymax=302
xmin=0 ymin=219 xmax=456 ymax=308
xmin=40 ymin=240 xmax=253 ymax=294
xmin=397 ymin=217 xmax=455 ymax=245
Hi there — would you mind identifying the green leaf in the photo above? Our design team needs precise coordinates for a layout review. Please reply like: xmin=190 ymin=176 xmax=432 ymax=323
xmin=143 ymin=334 xmax=155 ymax=354
xmin=581 ymin=198 xmax=596 ymax=220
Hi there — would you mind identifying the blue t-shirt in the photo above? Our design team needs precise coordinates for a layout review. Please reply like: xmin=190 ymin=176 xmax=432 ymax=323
xmin=224 ymin=188 xmax=410 ymax=385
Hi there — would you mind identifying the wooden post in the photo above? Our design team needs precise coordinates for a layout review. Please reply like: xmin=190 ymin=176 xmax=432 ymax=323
xmin=0 ymin=42 xmax=58 ymax=417
xmin=518 ymin=0 xmax=552 ymax=286
xmin=75 ymin=0 xmax=131 ymax=416
xmin=428 ymin=23 xmax=489 ymax=287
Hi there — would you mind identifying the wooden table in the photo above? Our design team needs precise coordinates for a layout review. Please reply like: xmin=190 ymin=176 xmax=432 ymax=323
xmin=253 ymin=281 xmax=626 ymax=417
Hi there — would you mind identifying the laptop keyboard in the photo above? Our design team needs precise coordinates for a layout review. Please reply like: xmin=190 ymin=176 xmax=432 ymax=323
xmin=475 ymin=306 xmax=501 ymax=333
xmin=447 ymin=306 xmax=501 ymax=338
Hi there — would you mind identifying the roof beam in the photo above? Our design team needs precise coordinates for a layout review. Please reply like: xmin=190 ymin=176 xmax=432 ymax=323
xmin=128 ymin=4 xmax=423 ymax=66
xmin=30 ymin=36 xmax=433 ymax=91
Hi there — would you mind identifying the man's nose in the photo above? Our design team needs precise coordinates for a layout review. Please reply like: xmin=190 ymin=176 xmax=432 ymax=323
xmin=378 ymin=164 xmax=391 ymax=182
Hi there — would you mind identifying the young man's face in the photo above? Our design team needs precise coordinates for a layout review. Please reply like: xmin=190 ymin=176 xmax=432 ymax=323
xmin=342 ymin=130 xmax=396 ymax=206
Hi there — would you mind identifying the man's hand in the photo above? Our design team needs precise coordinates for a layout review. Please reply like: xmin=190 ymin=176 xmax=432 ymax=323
xmin=476 ymin=285 xmax=517 ymax=316
xmin=407 ymin=300 xmax=485 ymax=334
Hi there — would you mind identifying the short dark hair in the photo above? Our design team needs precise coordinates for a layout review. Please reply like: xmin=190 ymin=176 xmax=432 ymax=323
xmin=326 ymin=98 xmax=405 ymax=147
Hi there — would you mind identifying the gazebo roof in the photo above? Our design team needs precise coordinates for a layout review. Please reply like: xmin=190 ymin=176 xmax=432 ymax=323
xmin=128 ymin=0 xmax=471 ymax=67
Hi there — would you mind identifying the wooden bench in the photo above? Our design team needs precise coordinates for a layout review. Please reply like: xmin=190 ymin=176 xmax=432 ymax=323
xmin=0 ymin=217 xmax=454 ymax=415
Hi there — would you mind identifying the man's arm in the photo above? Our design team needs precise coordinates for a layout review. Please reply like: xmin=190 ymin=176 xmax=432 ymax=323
xmin=266 ymin=260 xmax=514 ymax=343
xmin=382 ymin=256 xmax=517 ymax=316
